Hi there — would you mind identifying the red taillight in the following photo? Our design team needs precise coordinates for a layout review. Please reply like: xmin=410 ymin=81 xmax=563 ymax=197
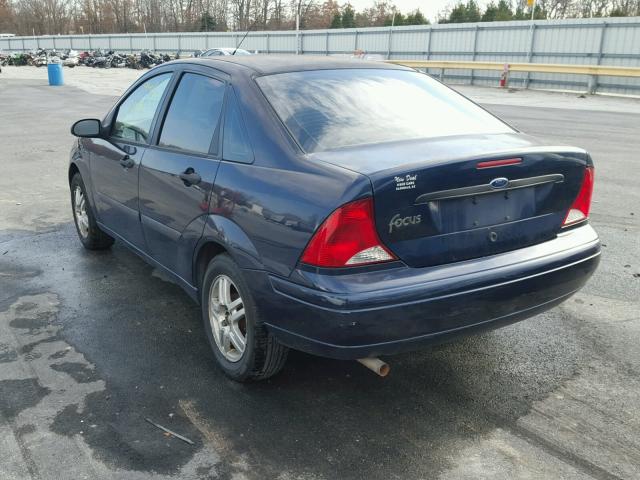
xmin=563 ymin=166 xmax=594 ymax=226
xmin=300 ymin=198 xmax=396 ymax=268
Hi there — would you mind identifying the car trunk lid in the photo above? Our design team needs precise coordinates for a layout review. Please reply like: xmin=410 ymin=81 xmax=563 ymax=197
xmin=310 ymin=133 xmax=590 ymax=268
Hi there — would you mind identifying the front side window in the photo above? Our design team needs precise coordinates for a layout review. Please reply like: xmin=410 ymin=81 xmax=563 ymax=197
xmin=112 ymin=73 xmax=171 ymax=143
xmin=256 ymin=69 xmax=513 ymax=153
xmin=222 ymin=89 xmax=254 ymax=163
xmin=159 ymin=73 xmax=225 ymax=154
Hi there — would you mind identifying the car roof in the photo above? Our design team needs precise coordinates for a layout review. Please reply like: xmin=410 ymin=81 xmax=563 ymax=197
xmin=175 ymin=55 xmax=411 ymax=76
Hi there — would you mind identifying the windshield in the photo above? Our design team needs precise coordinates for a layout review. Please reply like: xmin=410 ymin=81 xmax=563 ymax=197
xmin=256 ymin=69 xmax=513 ymax=153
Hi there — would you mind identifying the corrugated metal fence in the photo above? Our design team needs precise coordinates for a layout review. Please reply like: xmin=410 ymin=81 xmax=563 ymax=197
xmin=2 ymin=17 xmax=640 ymax=94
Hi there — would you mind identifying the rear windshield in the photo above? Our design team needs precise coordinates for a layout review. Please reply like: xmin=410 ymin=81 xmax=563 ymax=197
xmin=256 ymin=68 xmax=513 ymax=153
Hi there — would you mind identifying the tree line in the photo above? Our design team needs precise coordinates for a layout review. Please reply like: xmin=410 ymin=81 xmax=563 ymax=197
xmin=0 ymin=0 xmax=638 ymax=37
xmin=440 ymin=0 xmax=639 ymax=22
xmin=0 ymin=0 xmax=427 ymax=36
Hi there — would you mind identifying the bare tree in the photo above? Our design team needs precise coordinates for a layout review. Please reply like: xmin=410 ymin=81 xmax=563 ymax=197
xmin=3 ymin=0 xmax=639 ymax=37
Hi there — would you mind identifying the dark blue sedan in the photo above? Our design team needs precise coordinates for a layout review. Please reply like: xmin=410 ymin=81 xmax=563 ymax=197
xmin=69 ymin=56 xmax=599 ymax=381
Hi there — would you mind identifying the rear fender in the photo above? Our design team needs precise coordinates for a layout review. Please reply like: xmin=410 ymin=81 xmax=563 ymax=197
xmin=193 ymin=215 xmax=264 ymax=285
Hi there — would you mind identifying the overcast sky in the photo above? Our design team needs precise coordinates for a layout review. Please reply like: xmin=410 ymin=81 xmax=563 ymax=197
xmin=346 ymin=0 xmax=489 ymax=22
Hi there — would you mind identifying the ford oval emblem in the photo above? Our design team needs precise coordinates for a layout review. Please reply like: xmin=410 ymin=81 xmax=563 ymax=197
xmin=489 ymin=177 xmax=510 ymax=189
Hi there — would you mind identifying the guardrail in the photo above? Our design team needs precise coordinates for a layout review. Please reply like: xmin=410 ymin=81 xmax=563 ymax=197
xmin=387 ymin=60 xmax=640 ymax=94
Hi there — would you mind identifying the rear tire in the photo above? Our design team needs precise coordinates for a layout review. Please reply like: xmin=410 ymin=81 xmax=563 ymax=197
xmin=202 ymin=254 xmax=288 ymax=382
xmin=70 ymin=173 xmax=114 ymax=250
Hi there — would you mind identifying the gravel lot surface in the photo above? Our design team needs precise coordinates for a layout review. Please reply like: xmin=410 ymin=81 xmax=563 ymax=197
xmin=1 ymin=65 xmax=639 ymax=480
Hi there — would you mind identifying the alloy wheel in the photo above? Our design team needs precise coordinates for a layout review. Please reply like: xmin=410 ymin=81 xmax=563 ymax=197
xmin=208 ymin=274 xmax=247 ymax=362
xmin=73 ymin=186 xmax=90 ymax=238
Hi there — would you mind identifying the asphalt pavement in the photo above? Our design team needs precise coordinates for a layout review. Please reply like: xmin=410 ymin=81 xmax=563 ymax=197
xmin=0 ymin=69 xmax=639 ymax=480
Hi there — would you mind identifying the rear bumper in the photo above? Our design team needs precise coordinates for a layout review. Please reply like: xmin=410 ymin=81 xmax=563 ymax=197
xmin=252 ymin=224 xmax=600 ymax=360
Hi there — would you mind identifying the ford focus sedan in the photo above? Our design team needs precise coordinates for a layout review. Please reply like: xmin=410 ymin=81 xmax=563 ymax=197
xmin=68 ymin=56 xmax=600 ymax=381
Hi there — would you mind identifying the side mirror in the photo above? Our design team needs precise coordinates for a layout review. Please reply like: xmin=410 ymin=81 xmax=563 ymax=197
xmin=71 ymin=118 xmax=102 ymax=138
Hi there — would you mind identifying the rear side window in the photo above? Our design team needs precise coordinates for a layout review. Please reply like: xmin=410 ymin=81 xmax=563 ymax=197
xmin=112 ymin=73 xmax=171 ymax=143
xmin=222 ymin=89 xmax=254 ymax=163
xmin=256 ymin=69 xmax=513 ymax=153
xmin=159 ymin=73 xmax=225 ymax=154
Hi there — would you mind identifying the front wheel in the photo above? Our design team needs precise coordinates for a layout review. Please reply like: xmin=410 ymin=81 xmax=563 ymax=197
xmin=202 ymin=254 xmax=288 ymax=382
xmin=70 ymin=173 xmax=114 ymax=250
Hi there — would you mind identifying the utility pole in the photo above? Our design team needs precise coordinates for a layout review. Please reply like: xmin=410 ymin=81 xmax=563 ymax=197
xmin=529 ymin=0 xmax=536 ymax=20
xmin=295 ymin=0 xmax=301 ymax=54
xmin=386 ymin=9 xmax=396 ymax=60
xmin=524 ymin=0 xmax=536 ymax=89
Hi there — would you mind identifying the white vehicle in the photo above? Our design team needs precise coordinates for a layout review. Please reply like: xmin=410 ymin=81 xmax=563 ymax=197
xmin=63 ymin=56 xmax=79 ymax=67
xmin=63 ymin=49 xmax=79 ymax=67
xmin=200 ymin=47 xmax=252 ymax=57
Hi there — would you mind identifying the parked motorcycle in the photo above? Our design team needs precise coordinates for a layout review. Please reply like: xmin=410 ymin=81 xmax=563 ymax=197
xmin=1 ymin=47 xmax=175 ymax=70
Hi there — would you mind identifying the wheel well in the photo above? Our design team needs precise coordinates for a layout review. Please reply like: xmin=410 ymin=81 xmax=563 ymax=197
xmin=68 ymin=163 xmax=80 ymax=185
xmin=195 ymin=241 xmax=227 ymax=290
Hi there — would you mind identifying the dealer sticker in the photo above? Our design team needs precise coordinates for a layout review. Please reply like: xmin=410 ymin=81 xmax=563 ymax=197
xmin=394 ymin=174 xmax=417 ymax=191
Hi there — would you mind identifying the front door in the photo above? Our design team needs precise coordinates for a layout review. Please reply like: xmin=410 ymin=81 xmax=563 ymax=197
xmin=89 ymin=72 xmax=172 ymax=249
xmin=139 ymin=71 xmax=226 ymax=281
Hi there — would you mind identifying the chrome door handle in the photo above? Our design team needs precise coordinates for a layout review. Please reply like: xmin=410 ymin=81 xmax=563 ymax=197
xmin=119 ymin=156 xmax=134 ymax=169
xmin=179 ymin=169 xmax=201 ymax=186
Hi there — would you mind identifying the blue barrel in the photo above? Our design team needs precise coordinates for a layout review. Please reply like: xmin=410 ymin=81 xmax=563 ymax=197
xmin=47 ymin=63 xmax=64 ymax=86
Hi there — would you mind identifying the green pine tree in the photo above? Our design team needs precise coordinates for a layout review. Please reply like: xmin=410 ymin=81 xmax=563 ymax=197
xmin=496 ymin=0 xmax=514 ymax=20
xmin=199 ymin=13 xmax=216 ymax=32
xmin=342 ymin=4 xmax=356 ymax=28
xmin=330 ymin=12 xmax=342 ymax=28
xmin=405 ymin=9 xmax=429 ymax=25
xmin=384 ymin=12 xmax=405 ymax=26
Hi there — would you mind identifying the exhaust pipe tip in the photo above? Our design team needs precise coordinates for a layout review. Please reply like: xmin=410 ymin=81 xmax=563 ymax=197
xmin=357 ymin=357 xmax=390 ymax=377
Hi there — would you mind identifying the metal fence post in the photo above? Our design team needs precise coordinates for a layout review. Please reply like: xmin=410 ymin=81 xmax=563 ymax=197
xmin=153 ymin=34 xmax=157 ymax=51
xmin=36 ymin=35 xmax=40 ymax=49
xmin=266 ymin=33 xmax=269 ymax=54
xmin=129 ymin=35 xmax=133 ymax=53
xmin=524 ymin=23 xmax=536 ymax=88
xmin=178 ymin=34 xmax=182 ymax=55
xmin=88 ymin=35 xmax=92 ymax=51
xmin=108 ymin=36 xmax=112 ymax=50
xmin=591 ymin=22 xmax=608 ymax=94
xmin=22 ymin=37 xmax=26 ymax=52
xmin=386 ymin=26 xmax=393 ymax=60
xmin=470 ymin=25 xmax=479 ymax=85
xmin=354 ymin=30 xmax=359 ymax=52
xmin=325 ymin=31 xmax=329 ymax=56
xmin=52 ymin=36 xmax=56 ymax=50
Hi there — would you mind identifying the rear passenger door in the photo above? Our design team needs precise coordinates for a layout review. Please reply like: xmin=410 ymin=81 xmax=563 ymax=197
xmin=139 ymin=70 xmax=226 ymax=281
